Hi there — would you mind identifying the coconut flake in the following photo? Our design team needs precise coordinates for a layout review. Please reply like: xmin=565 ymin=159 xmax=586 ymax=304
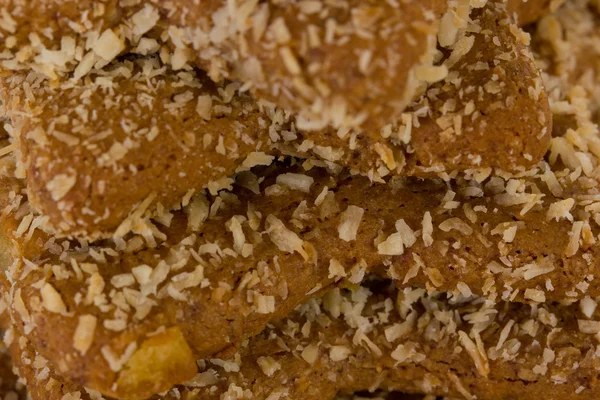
xmin=338 ymin=206 xmax=364 ymax=242
xmin=73 ymin=315 xmax=97 ymax=355
xmin=265 ymin=215 xmax=308 ymax=260
xmin=276 ymin=173 xmax=314 ymax=193
xmin=40 ymin=283 xmax=67 ymax=314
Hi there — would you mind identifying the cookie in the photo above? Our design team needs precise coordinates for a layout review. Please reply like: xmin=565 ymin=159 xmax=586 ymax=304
xmin=8 ymin=281 xmax=600 ymax=400
xmin=3 ymin=143 xmax=600 ymax=398
xmin=0 ymin=3 xmax=552 ymax=238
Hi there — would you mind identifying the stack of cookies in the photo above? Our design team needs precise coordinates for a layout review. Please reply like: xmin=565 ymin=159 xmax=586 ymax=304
xmin=1 ymin=0 xmax=600 ymax=399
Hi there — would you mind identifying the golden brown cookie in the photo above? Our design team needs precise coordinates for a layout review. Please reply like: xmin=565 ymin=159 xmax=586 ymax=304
xmin=0 ymin=0 xmax=555 ymax=130
xmin=0 ymin=58 xmax=598 ymax=392
xmin=162 ymin=0 xmax=446 ymax=132
xmin=7 ymin=323 xmax=435 ymax=400
xmin=0 ymin=4 xmax=552 ymax=239
xmin=165 ymin=284 xmax=600 ymax=400
xmin=4 ymin=135 xmax=600 ymax=399
xmin=281 ymin=2 xmax=552 ymax=178
xmin=395 ymin=3 xmax=551 ymax=174
xmin=1 ymin=56 xmax=284 ymax=238
xmin=0 ymin=0 xmax=444 ymax=131
xmin=9 ymin=282 xmax=600 ymax=400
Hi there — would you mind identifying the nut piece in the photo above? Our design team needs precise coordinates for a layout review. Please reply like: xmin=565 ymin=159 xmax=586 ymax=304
xmin=116 ymin=327 xmax=197 ymax=399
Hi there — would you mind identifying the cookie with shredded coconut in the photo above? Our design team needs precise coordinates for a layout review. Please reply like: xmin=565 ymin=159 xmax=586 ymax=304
xmin=0 ymin=0 xmax=446 ymax=131
xmin=0 ymin=0 xmax=557 ymax=132
xmin=5 ymin=2 xmax=553 ymax=226
xmin=277 ymin=1 xmax=553 ymax=179
xmin=0 ymin=55 xmax=292 ymax=238
xmin=0 ymin=0 xmax=140 ymax=78
xmin=0 ymin=163 xmax=348 ymax=398
xmin=162 ymin=0 xmax=447 ymax=132
xmin=0 ymin=11 xmax=552 ymax=239
xmin=5 ymin=148 xmax=600 ymax=398
xmin=389 ymin=2 xmax=551 ymax=175
xmin=2 ymin=56 xmax=391 ymax=239
xmin=6 ymin=319 xmax=427 ymax=400
xmin=158 ymin=284 xmax=600 ymax=399
xmin=9 ymin=282 xmax=600 ymax=400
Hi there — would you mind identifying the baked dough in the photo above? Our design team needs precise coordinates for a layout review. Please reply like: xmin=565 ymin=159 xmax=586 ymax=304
xmin=0 ymin=2 xmax=598 ymax=400
xmin=0 ymin=0 xmax=443 ymax=131
xmin=3 ymin=127 xmax=600 ymax=398
xmin=0 ymin=3 xmax=551 ymax=238
xmin=7 ymin=282 xmax=600 ymax=400
xmin=0 ymin=0 xmax=556 ymax=131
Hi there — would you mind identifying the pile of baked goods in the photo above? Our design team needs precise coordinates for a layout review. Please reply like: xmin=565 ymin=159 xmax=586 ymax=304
xmin=1 ymin=0 xmax=600 ymax=399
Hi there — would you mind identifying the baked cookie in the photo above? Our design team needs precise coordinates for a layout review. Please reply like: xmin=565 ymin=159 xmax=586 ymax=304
xmin=3 ymin=138 xmax=600 ymax=398
xmin=0 ymin=0 xmax=444 ymax=131
xmin=8 ymin=281 xmax=600 ymax=400
xmin=0 ymin=3 xmax=552 ymax=238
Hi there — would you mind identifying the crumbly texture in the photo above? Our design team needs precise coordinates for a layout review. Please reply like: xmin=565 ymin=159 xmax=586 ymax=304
xmin=1 ymin=57 xmax=278 ymax=238
xmin=509 ymin=0 xmax=568 ymax=25
xmin=0 ymin=0 xmax=445 ymax=132
xmin=0 ymin=2 xmax=552 ymax=238
xmin=9 ymin=282 xmax=600 ymax=400
xmin=0 ymin=66 xmax=597 ymax=396
xmin=0 ymin=0 xmax=556 ymax=132
xmin=162 ymin=0 xmax=446 ymax=132
xmin=397 ymin=3 xmax=551 ymax=174
xmin=4 ymin=113 xmax=600 ymax=399
xmin=1 ymin=2 xmax=600 ymax=400
xmin=282 ymin=2 xmax=552 ymax=177
xmin=533 ymin=0 xmax=600 ymax=122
